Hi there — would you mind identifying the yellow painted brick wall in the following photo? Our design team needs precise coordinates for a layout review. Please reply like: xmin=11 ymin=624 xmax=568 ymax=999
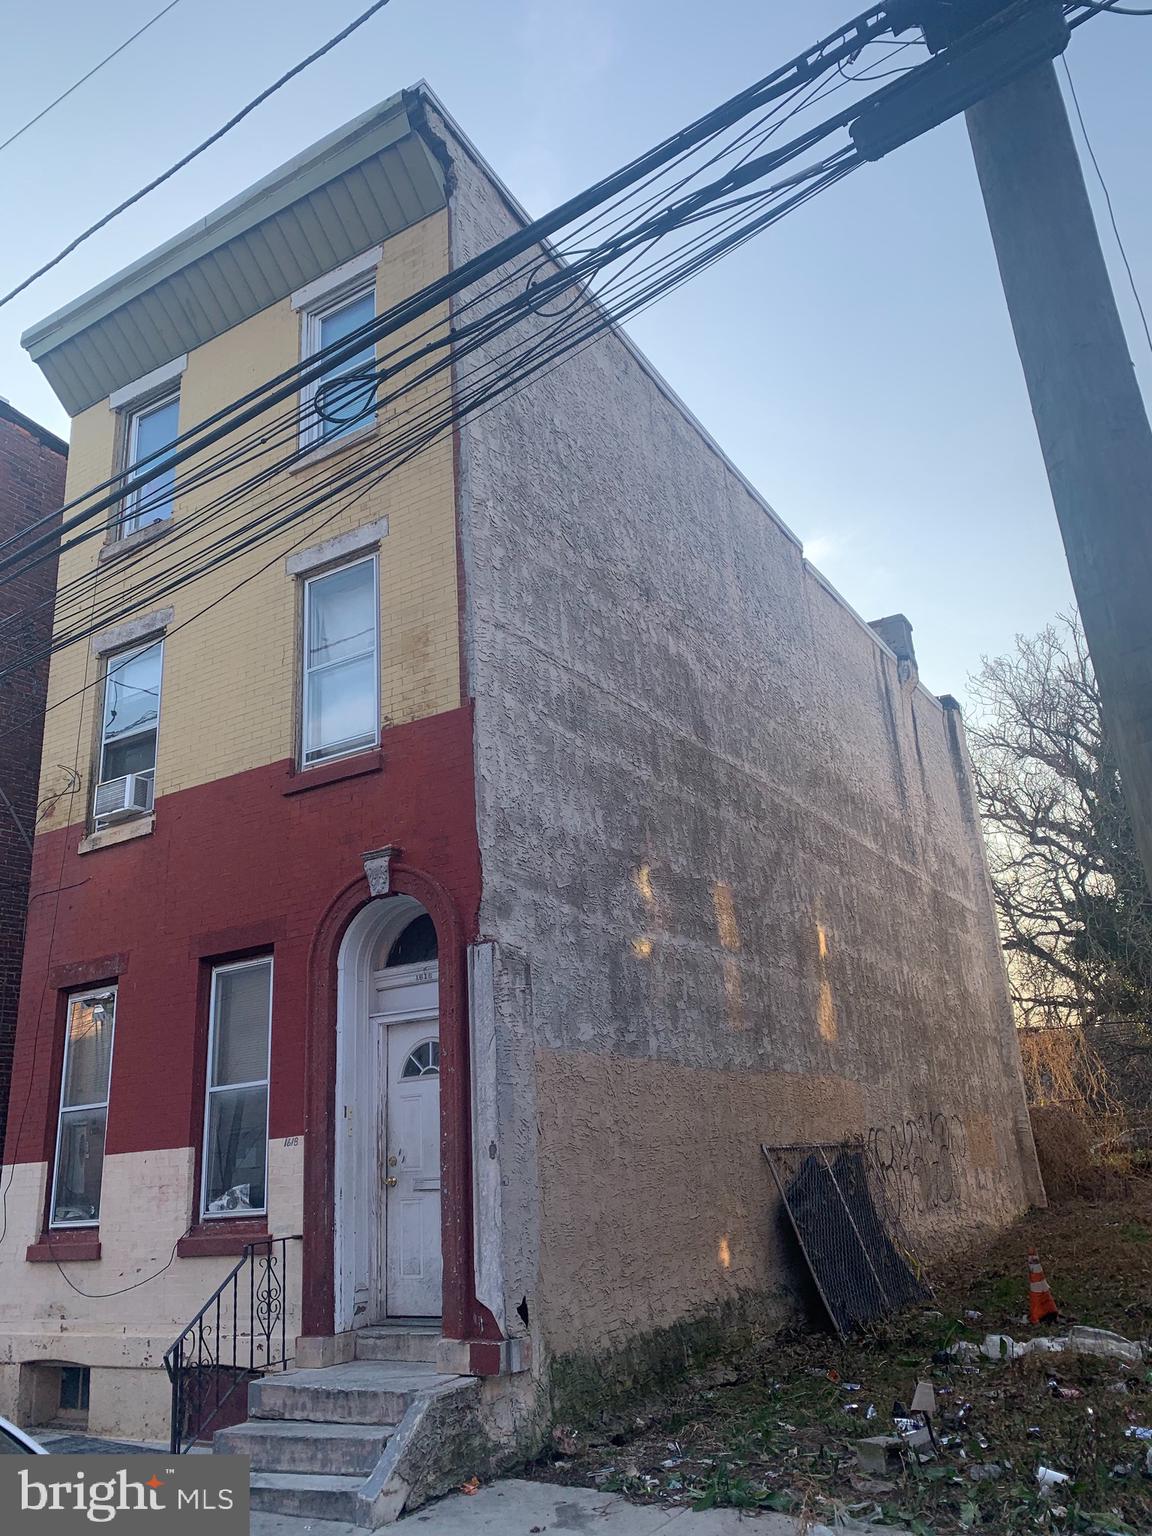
xmin=37 ymin=212 xmax=459 ymax=833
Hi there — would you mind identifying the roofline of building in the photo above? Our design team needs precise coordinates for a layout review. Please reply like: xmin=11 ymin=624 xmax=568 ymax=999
xmin=21 ymin=87 xmax=419 ymax=361
xmin=0 ymin=397 xmax=68 ymax=457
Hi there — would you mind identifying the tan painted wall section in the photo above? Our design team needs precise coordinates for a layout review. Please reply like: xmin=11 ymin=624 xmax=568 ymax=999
xmin=38 ymin=211 xmax=459 ymax=834
xmin=535 ymin=1048 xmax=1025 ymax=1356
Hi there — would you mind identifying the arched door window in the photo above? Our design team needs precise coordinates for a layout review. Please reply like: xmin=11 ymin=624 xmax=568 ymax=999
xmin=400 ymin=1039 xmax=440 ymax=1078
xmin=384 ymin=913 xmax=437 ymax=968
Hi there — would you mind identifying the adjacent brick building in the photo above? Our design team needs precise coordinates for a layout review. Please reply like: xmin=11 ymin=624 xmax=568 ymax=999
xmin=0 ymin=400 xmax=65 ymax=1158
xmin=1 ymin=87 xmax=1041 ymax=1513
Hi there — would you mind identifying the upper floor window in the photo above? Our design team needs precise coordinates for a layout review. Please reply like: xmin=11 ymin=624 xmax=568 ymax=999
xmin=121 ymin=391 xmax=180 ymax=535
xmin=94 ymin=641 xmax=162 ymax=825
xmin=50 ymin=989 xmax=117 ymax=1227
xmin=301 ymin=557 xmax=378 ymax=765
xmin=301 ymin=282 xmax=377 ymax=448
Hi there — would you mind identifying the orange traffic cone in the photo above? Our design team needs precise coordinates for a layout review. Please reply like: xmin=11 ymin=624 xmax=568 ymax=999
xmin=1028 ymin=1249 xmax=1059 ymax=1324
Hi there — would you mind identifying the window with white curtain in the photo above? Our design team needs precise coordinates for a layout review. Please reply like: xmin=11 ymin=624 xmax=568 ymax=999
xmin=301 ymin=556 xmax=379 ymax=765
xmin=50 ymin=989 xmax=117 ymax=1227
xmin=201 ymin=959 xmax=273 ymax=1217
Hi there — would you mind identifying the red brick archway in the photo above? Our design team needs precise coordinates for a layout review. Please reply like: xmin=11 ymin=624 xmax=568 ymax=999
xmin=300 ymin=863 xmax=496 ymax=1345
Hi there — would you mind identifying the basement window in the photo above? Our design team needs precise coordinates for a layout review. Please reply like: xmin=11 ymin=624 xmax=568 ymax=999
xmin=59 ymin=1366 xmax=91 ymax=1417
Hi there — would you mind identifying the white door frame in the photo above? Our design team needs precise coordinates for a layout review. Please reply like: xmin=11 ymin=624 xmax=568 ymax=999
xmin=334 ymin=894 xmax=432 ymax=1333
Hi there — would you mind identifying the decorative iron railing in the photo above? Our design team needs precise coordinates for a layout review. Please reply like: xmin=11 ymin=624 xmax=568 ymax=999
xmin=164 ymin=1234 xmax=302 ymax=1455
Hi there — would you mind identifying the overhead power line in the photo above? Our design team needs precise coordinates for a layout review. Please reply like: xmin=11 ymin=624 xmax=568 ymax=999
xmin=0 ymin=5 xmax=900 ymax=576
xmin=1059 ymin=55 xmax=1152 ymax=359
xmin=0 ymin=1 xmax=1125 ymax=701
xmin=0 ymin=0 xmax=395 ymax=311
xmin=0 ymin=0 xmax=185 ymax=157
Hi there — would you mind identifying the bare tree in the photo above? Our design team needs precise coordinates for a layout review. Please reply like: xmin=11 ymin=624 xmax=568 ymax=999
xmin=967 ymin=614 xmax=1152 ymax=1035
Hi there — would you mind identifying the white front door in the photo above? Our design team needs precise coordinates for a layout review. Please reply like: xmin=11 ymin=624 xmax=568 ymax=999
xmin=382 ymin=1013 xmax=442 ymax=1317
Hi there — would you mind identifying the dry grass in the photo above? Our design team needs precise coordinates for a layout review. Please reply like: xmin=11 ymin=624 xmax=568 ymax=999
xmin=533 ymin=1188 xmax=1152 ymax=1534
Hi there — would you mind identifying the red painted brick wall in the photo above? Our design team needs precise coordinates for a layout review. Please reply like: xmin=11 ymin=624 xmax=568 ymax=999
xmin=0 ymin=402 xmax=65 ymax=1159
xmin=5 ymin=704 xmax=480 ymax=1170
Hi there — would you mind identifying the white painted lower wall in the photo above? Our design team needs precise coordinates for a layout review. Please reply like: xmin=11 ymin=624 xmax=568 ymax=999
xmin=0 ymin=1139 xmax=304 ymax=1440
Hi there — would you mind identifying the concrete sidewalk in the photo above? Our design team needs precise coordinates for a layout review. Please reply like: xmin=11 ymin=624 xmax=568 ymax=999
xmin=249 ymin=1478 xmax=892 ymax=1536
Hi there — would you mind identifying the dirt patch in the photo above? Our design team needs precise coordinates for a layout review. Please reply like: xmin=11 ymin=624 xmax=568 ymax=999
xmin=530 ymin=1191 xmax=1152 ymax=1533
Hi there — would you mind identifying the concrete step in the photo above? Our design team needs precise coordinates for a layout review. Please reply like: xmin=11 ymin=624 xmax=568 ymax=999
xmin=354 ymin=1325 xmax=440 ymax=1364
xmin=249 ymin=1361 xmax=456 ymax=1426
xmin=249 ymin=1471 xmax=363 ymax=1521
xmin=215 ymin=1418 xmax=393 ymax=1476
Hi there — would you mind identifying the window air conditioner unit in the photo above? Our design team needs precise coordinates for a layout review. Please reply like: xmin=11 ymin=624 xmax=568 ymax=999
xmin=94 ymin=773 xmax=153 ymax=823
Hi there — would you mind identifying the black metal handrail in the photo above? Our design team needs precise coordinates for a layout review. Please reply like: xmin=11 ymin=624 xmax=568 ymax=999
xmin=164 ymin=1234 xmax=302 ymax=1455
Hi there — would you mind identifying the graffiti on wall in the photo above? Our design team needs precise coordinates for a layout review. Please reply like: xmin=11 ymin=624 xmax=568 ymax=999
xmin=866 ymin=1112 xmax=967 ymax=1220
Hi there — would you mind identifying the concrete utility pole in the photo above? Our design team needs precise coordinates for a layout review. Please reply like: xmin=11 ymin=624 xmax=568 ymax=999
xmin=965 ymin=59 xmax=1152 ymax=891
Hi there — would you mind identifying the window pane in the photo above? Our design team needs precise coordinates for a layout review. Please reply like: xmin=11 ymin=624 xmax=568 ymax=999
xmin=211 ymin=964 xmax=271 ymax=1086
xmin=102 ymin=734 xmax=158 ymax=780
xmin=61 ymin=995 xmax=115 ymax=1108
xmin=305 ymin=654 xmax=376 ymax=760
xmin=52 ymin=1108 xmax=107 ymax=1224
xmin=307 ymin=562 xmax=375 ymax=668
xmin=313 ymin=291 xmax=376 ymax=439
xmin=127 ymin=396 xmax=179 ymax=526
xmin=204 ymin=1086 xmax=267 ymax=1213
xmin=101 ymin=644 xmax=161 ymax=776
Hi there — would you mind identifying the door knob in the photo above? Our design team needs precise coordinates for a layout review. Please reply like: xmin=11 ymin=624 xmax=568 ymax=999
xmin=385 ymin=1175 xmax=398 ymax=1188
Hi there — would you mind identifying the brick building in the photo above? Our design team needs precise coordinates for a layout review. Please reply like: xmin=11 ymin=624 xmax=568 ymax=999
xmin=0 ymin=400 xmax=65 ymax=1157
xmin=0 ymin=89 xmax=1040 ymax=1519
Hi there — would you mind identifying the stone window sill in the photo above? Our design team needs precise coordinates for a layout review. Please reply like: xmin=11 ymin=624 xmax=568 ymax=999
xmin=177 ymin=1220 xmax=269 ymax=1259
xmin=282 ymin=749 xmax=383 ymax=796
xmin=99 ymin=518 xmax=174 ymax=564
xmin=289 ymin=421 xmax=377 ymax=475
xmin=27 ymin=1230 xmax=101 ymax=1263
xmin=78 ymin=815 xmax=155 ymax=855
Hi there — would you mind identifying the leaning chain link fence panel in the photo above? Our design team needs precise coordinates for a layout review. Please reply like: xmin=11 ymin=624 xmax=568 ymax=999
xmin=762 ymin=1140 xmax=931 ymax=1337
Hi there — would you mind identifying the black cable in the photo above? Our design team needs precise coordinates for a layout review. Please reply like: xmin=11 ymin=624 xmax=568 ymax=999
xmin=1060 ymin=55 xmax=1152 ymax=359
xmin=0 ymin=46 xmax=873 ymax=633
xmin=1075 ymin=0 xmax=1152 ymax=14
xmin=47 ymin=1222 xmax=194 ymax=1299
xmin=0 ymin=149 xmax=859 ymax=694
xmin=0 ymin=0 xmax=396 ymax=310
xmin=0 ymin=1 xmax=185 ymax=157
xmin=0 ymin=4 xmax=897 ymax=572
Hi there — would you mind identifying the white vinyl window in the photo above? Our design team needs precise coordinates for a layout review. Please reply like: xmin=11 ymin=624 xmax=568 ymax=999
xmin=50 ymin=989 xmax=117 ymax=1227
xmin=94 ymin=641 xmax=162 ymax=824
xmin=301 ymin=556 xmax=379 ymax=765
xmin=202 ymin=958 xmax=273 ymax=1218
xmin=300 ymin=282 xmax=377 ymax=448
xmin=121 ymin=391 xmax=179 ymax=535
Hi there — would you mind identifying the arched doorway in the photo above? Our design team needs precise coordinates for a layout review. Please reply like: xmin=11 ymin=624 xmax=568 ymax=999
xmin=334 ymin=896 xmax=442 ymax=1331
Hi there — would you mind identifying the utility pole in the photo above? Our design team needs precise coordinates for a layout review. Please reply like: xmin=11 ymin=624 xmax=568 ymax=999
xmin=963 ymin=56 xmax=1152 ymax=891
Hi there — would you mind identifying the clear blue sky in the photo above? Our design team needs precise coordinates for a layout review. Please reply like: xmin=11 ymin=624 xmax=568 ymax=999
xmin=1 ymin=0 xmax=1149 ymax=697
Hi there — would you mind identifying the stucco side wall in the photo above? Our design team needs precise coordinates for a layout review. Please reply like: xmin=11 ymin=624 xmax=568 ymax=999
xmin=438 ymin=115 xmax=1039 ymax=1360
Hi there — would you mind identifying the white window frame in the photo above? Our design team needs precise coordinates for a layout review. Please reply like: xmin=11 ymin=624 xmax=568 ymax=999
xmin=299 ymin=278 xmax=378 ymax=451
xmin=95 ymin=638 xmax=164 ymax=820
xmin=300 ymin=554 xmax=380 ymax=767
xmin=200 ymin=957 xmax=274 ymax=1221
xmin=49 ymin=987 xmax=118 ymax=1229
xmin=120 ymin=389 xmax=180 ymax=536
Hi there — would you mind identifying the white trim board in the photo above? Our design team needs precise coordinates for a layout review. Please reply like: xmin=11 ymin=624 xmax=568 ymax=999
xmin=108 ymin=356 xmax=187 ymax=411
